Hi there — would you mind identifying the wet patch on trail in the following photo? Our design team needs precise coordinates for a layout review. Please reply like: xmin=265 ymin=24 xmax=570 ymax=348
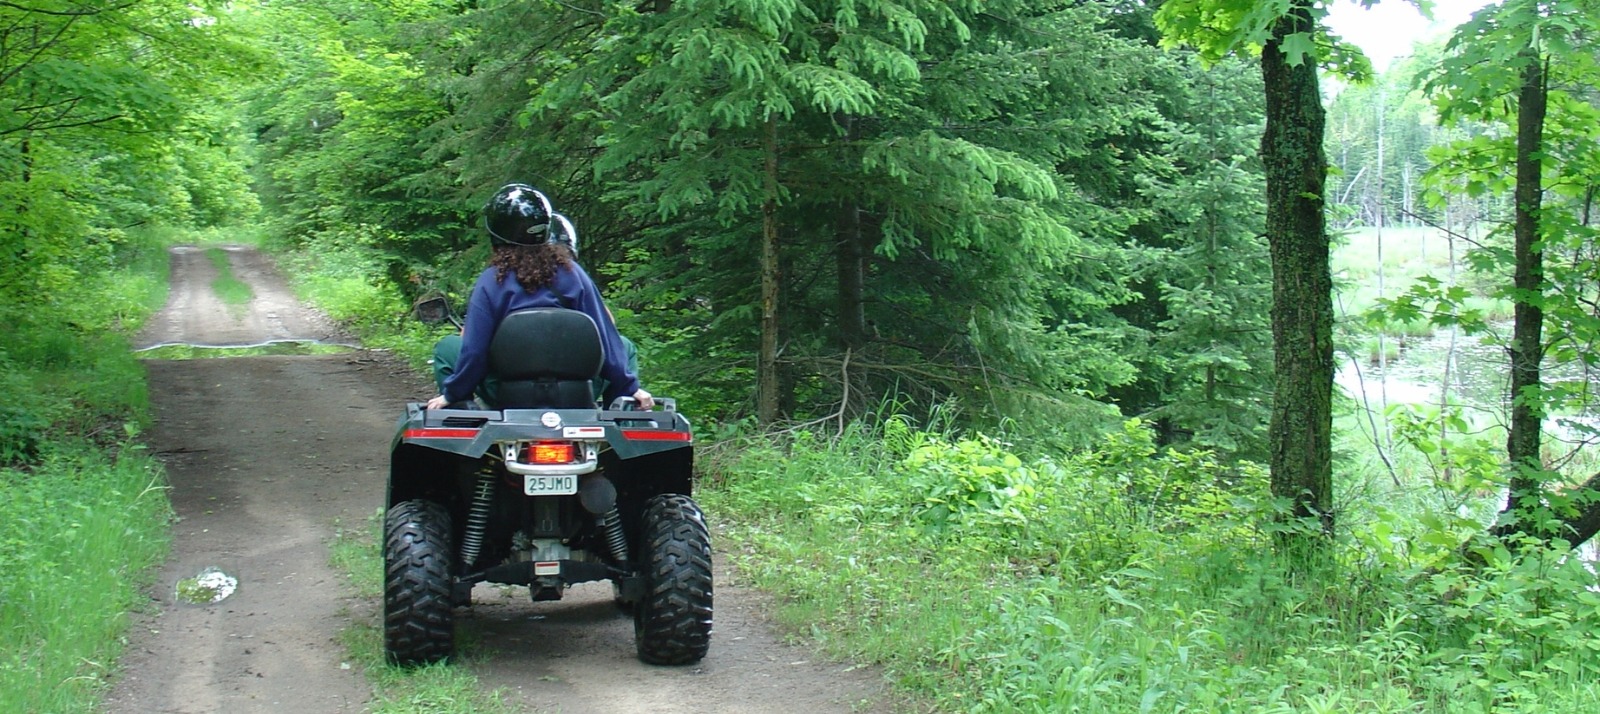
xmin=135 ymin=339 xmax=359 ymax=360
xmin=174 ymin=567 xmax=239 ymax=605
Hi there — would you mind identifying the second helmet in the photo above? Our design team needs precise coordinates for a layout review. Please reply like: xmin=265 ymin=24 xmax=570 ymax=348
xmin=549 ymin=213 xmax=579 ymax=258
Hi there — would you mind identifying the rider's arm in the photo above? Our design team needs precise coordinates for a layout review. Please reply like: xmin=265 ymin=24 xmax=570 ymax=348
xmin=621 ymin=334 xmax=640 ymax=378
xmin=570 ymin=264 xmax=641 ymax=404
xmin=441 ymin=272 xmax=499 ymax=404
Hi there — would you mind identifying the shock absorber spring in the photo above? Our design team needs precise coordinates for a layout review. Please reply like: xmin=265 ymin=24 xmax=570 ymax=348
xmin=458 ymin=471 xmax=495 ymax=568
xmin=598 ymin=508 xmax=629 ymax=568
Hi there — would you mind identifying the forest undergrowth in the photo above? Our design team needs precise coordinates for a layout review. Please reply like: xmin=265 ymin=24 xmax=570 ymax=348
xmin=700 ymin=416 xmax=1600 ymax=713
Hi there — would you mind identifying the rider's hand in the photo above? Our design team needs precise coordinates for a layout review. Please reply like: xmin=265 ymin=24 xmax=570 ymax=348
xmin=425 ymin=394 xmax=449 ymax=410
xmin=632 ymin=389 xmax=654 ymax=411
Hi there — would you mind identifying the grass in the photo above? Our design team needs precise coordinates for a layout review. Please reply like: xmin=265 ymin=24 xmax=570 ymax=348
xmin=699 ymin=419 xmax=1600 ymax=713
xmin=0 ymin=448 xmax=172 ymax=714
xmin=115 ymin=226 xmax=176 ymax=329
xmin=0 ymin=226 xmax=176 ymax=712
xmin=205 ymin=247 xmax=254 ymax=306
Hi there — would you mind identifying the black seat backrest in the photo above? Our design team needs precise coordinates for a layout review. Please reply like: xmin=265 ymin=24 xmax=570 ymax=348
xmin=488 ymin=308 xmax=603 ymax=409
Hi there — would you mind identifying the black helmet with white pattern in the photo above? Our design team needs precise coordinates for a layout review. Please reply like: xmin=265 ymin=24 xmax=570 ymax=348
xmin=484 ymin=184 xmax=553 ymax=247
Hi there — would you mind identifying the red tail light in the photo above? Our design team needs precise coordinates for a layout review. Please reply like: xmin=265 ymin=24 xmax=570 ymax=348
xmin=526 ymin=441 xmax=575 ymax=464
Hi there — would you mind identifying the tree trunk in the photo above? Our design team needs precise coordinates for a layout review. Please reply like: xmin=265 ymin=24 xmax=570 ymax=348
xmin=758 ymin=116 xmax=781 ymax=424
xmin=1495 ymin=53 xmax=1549 ymax=539
xmin=1261 ymin=4 xmax=1334 ymax=539
xmin=835 ymin=114 xmax=866 ymax=350
xmin=1375 ymin=90 xmax=1389 ymax=444
xmin=836 ymin=199 xmax=865 ymax=349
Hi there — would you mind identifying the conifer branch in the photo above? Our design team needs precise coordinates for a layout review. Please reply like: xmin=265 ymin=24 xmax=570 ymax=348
xmin=552 ymin=1 xmax=604 ymax=17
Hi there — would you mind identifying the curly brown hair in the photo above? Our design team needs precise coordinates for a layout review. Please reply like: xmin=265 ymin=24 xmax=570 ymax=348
xmin=490 ymin=243 xmax=574 ymax=291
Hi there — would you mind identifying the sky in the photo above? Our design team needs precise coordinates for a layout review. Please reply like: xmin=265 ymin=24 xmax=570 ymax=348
xmin=1322 ymin=0 xmax=1496 ymax=73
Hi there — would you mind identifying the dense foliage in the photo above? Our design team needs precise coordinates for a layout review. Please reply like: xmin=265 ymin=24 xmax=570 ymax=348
xmin=0 ymin=1 xmax=258 ymax=326
xmin=706 ymin=419 xmax=1600 ymax=712
xmin=243 ymin=0 xmax=1275 ymax=454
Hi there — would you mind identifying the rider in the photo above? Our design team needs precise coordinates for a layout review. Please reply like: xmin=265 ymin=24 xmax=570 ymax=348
xmin=429 ymin=212 xmax=640 ymax=405
xmin=425 ymin=184 xmax=651 ymax=411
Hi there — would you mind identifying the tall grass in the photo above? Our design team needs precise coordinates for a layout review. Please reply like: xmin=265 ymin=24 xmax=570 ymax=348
xmin=112 ymin=226 xmax=176 ymax=330
xmin=0 ymin=225 xmax=175 ymax=712
xmin=0 ymin=449 xmax=172 ymax=713
xmin=701 ymin=417 xmax=1600 ymax=713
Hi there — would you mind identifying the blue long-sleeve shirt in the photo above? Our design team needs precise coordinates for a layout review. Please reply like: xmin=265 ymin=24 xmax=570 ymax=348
xmin=442 ymin=263 xmax=640 ymax=405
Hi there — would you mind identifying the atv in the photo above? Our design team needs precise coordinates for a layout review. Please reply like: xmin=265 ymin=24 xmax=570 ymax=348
xmin=384 ymin=299 xmax=711 ymax=666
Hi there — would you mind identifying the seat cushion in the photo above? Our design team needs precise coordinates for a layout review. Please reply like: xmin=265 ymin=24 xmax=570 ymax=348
xmin=487 ymin=308 xmax=604 ymax=409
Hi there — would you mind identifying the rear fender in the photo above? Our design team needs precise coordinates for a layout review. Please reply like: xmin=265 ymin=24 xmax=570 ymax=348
xmin=388 ymin=402 xmax=694 ymax=508
xmin=602 ymin=446 xmax=695 ymax=556
xmin=604 ymin=447 xmax=694 ymax=502
xmin=387 ymin=443 xmax=478 ymax=510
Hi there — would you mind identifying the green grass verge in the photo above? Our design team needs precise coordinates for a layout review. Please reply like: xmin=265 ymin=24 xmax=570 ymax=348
xmin=0 ymin=223 xmax=186 ymax=712
xmin=0 ymin=234 xmax=176 ymax=712
xmin=700 ymin=419 xmax=1600 ymax=713
xmin=0 ymin=447 xmax=172 ymax=714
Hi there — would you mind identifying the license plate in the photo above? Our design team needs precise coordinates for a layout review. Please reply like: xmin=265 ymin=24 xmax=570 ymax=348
xmin=524 ymin=474 xmax=578 ymax=496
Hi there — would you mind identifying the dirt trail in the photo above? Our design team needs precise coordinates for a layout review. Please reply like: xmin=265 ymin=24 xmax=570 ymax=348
xmin=134 ymin=245 xmax=344 ymax=349
xmin=108 ymin=245 xmax=895 ymax=714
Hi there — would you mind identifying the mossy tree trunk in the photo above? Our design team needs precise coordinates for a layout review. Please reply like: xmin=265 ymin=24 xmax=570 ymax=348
xmin=758 ymin=116 xmax=782 ymax=425
xmin=1261 ymin=4 xmax=1334 ymax=539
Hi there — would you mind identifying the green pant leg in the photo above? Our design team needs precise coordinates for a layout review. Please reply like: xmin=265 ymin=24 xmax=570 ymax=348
xmin=432 ymin=335 xmax=498 ymax=405
xmin=432 ymin=335 xmax=463 ymax=394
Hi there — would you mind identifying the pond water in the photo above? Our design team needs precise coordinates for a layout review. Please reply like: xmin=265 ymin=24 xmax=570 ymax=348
xmin=1335 ymin=324 xmax=1600 ymax=570
xmin=1337 ymin=325 xmax=1600 ymax=446
xmin=1339 ymin=326 xmax=1501 ymax=410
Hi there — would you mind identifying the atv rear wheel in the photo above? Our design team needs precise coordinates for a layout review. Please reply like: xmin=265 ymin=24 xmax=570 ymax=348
xmin=383 ymin=499 xmax=455 ymax=665
xmin=633 ymin=494 xmax=713 ymax=665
